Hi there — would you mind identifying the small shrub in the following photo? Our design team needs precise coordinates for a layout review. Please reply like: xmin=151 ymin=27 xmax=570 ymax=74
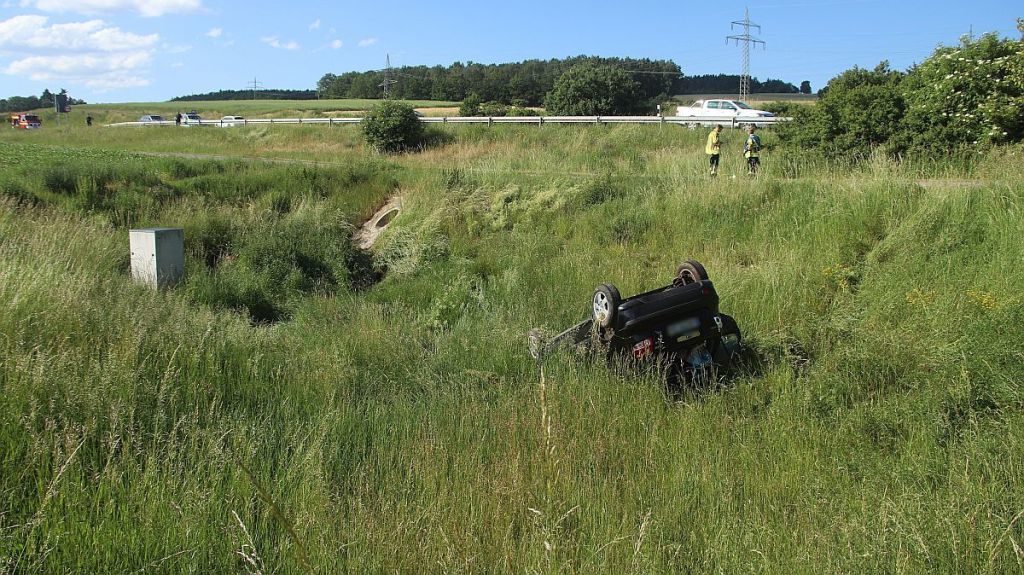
xmin=361 ymin=100 xmax=425 ymax=154
xmin=506 ymin=106 xmax=540 ymax=117
xmin=479 ymin=101 xmax=508 ymax=117
xmin=761 ymin=101 xmax=800 ymax=116
xmin=459 ymin=93 xmax=482 ymax=117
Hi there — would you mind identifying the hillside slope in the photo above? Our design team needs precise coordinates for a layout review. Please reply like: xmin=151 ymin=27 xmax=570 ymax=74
xmin=1 ymin=127 xmax=1023 ymax=572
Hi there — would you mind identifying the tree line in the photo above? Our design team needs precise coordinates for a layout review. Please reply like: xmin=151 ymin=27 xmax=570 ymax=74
xmin=0 ymin=89 xmax=86 ymax=113
xmin=317 ymin=56 xmax=683 ymax=106
xmin=170 ymin=89 xmax=317 ymax=102
xmin=679 ymin=74 xmax=805 ymax=94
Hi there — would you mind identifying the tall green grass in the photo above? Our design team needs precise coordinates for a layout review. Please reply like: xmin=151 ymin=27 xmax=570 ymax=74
xmin=1 ymin=125 xmax=1023 ymax=572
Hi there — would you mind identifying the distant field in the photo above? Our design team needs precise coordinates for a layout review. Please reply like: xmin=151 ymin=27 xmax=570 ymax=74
xmin=45 ymin=98 xmax=459 ymax=125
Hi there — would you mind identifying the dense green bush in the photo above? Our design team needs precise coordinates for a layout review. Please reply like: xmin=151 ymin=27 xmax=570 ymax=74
xmin=779 ymin=23 xmax=1024 ymax=159
xmin=361 ymin=100 xmax=425 ymax=153
xmin=776 ymin=62 xmax=905 ymax=159
xmin=544 ymin=64 xmax=642 ymax=115
xmin=899 ymin=33 xmax=1024 ymax=152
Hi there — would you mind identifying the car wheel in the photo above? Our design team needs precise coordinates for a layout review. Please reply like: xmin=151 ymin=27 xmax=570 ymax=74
xmin=675 ymin=260 xmax=709 ymax=285
xmin=592 ymin=283 xmax=621 ymax=329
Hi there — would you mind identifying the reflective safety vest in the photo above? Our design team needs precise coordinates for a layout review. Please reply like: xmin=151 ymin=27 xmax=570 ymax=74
xmin=705 ymin=130 xmax=721 ymax=155
xmin=744 ymin=134 xmax=761 ymax=158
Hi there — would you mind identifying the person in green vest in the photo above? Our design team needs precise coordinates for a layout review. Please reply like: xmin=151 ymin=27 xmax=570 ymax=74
xmin=743 ymin=125 xmax=762 ymax=175
xmin=705 ymin=124 xmax=723 ymax=176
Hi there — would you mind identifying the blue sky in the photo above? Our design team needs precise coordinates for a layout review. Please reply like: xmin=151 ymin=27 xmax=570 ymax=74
xmin=0 ymin=0 xmax=1019 ymax=103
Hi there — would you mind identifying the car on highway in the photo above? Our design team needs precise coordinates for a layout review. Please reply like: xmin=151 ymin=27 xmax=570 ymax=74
xmin=675 ymin=99 xmax=775 ymax=122
xmin=139 ymin=115 xmax=165 ymax=124
xmin=218 ymin=115 xmax=245 ymax=127
xmin=181 ymin=111 xmax=208 ymax=127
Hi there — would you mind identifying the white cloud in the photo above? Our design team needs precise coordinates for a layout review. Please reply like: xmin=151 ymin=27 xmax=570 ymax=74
xmin=20 ymin=0 xmax=202 ymax=17
xmin=0 ymin=15 xmax=157 ymax=52
xmin=308 ymin=19 xmax=320 ymax=31
xmin=6 ymin=53 xmax=151 ymax=89
xmin=205 ymin=27 xmax=221 ymax=38
xmin=261 ymin=36 xmax=299 ymax=50
xmin=330 ymin=39 xmax=342 ymax=49
xmin=357 ymin=37 xmax=377 ymax=48
xmin=0 ymin=15 xmax=156 ymax=90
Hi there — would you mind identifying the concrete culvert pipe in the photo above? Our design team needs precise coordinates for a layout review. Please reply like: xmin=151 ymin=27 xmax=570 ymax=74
xmin=354 ymin=199 xmax=402 ymax=250
xmin=375 ymin=208 xmax=399 ymax=229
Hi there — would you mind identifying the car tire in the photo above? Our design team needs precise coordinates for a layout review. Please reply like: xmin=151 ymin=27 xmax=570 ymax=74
xmin=592 ymin=283 xmax=621 ymax=329
xmin=676 ymin=260 xmax=709 ymax=285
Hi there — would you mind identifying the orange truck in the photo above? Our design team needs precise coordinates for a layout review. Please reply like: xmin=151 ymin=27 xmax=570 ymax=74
xmin=9 ymin=113 xmax=42 ymax=129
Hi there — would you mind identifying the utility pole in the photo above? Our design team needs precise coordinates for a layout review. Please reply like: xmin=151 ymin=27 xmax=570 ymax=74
xmin=379 ymin=54 xmax=397 ymax=99
xmin=247 ymin=76 xmax=264 ymax=100
xmin=727 ymin=7 xmax=765 ymax=102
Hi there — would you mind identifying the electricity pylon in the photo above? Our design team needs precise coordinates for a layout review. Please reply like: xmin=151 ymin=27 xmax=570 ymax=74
xmin=727 ymin=7 xmax=765 ymax=101
xmin=247 ymin=76 xmax=264 ymax=100
xmin=379 ymin=54 xmax=397 ymax=99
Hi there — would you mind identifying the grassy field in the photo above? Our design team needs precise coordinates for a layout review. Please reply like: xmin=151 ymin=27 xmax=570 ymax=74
xmin=23 ymin=98 xmax=460 ymax=127
xmin=1 ymin=118 xmax=1023 ymax=573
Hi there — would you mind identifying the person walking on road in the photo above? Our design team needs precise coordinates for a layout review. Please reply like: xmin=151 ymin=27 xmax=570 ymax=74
xmin=743 ymin=125 xmax=762 ymax=175
xmin=705 ymin=124 xmax=723 ymax=176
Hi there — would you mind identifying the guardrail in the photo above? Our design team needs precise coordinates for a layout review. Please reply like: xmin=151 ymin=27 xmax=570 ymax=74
xmin=107 ymin=115 xmax=789 ymax=128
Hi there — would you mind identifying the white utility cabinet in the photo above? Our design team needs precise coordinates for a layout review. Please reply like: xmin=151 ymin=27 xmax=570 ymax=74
xmin=129 ymin=227 xmax=184 ymax=288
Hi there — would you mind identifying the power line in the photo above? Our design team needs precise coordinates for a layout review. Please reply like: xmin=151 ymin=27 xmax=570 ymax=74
xmin=727 ymin=7 xmax=765 ymax=101
xmin=246 ymin=76 xmax=264 ymax=100
xmin=379 ymin=54 xmax=397 ymax=99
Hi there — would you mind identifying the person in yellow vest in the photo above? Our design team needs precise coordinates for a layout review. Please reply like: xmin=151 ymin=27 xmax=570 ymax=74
xmin=705 ymin=124 xmax=723 ymax=176
xmin=743 ymin=125 xmax=762 ymax=175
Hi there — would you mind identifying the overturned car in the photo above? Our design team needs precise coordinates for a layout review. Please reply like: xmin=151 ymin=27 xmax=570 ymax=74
xmin=529 ymin=260 xmax=742 ymax=387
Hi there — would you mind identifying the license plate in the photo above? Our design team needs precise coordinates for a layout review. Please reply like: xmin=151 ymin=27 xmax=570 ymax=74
xmin=665 ymin=317 xmax=700 ymax=338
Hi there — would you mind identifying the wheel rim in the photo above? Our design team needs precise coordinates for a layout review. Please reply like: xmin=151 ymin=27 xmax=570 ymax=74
xmin=593 ymin=292 xmax=610 ymax=323
xmin=678 ymin=266 xmax=698 ymax=284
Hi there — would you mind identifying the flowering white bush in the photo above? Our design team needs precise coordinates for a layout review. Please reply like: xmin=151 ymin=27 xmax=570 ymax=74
xmin=900 ymin=32 xmax=1024 ymax=150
